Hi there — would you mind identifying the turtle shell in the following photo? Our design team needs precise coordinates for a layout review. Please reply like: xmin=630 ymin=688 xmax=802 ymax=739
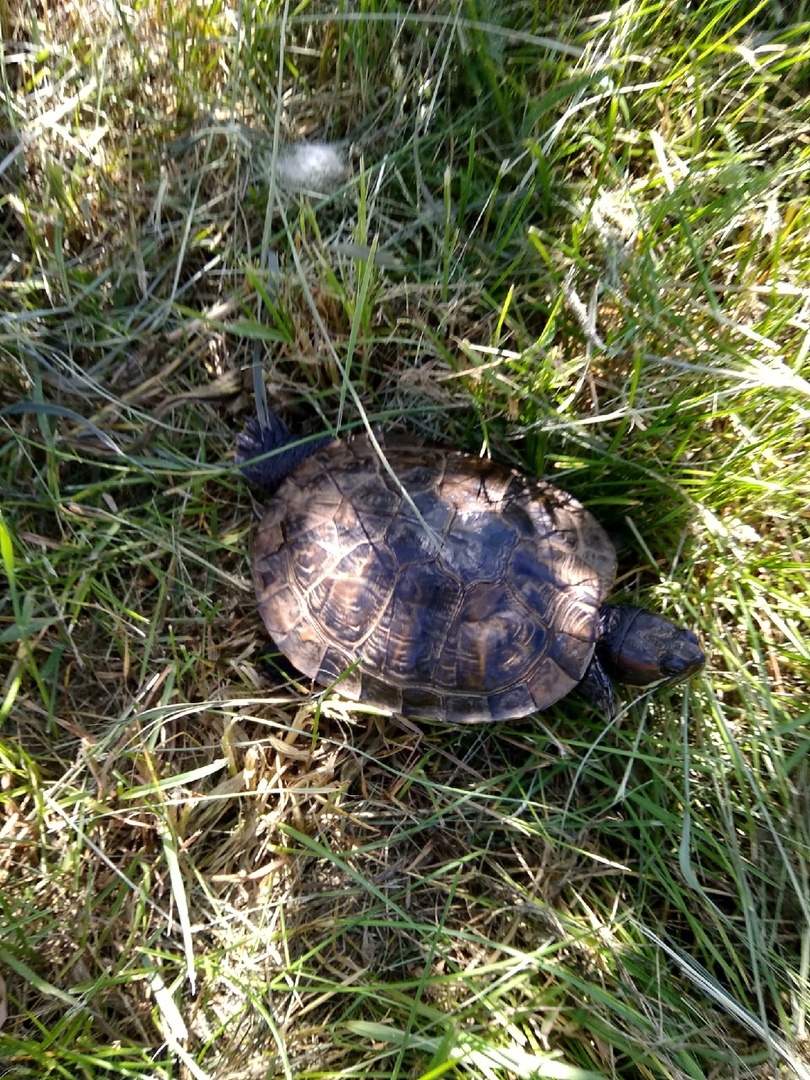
xmin=252 ymin=434 xmax=617 ymax=722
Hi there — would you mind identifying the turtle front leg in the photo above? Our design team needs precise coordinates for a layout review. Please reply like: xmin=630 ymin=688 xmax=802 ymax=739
xmin=577 ymin=656 xmax=618 ymax=720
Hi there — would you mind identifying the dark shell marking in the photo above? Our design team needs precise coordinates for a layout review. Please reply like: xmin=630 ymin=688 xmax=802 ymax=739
xmin=252 ymin=435 xmax=618 ymax=722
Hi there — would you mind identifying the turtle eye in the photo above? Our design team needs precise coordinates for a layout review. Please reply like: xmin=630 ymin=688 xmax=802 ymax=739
xmin=662 ymin=641 xmax=706 ymax=680
xmin=662 ymin=655 xmax=692 ymax=678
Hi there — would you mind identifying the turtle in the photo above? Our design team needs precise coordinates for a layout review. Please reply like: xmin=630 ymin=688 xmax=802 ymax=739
xmin=236 ymin=414 xmax=705 ymax=723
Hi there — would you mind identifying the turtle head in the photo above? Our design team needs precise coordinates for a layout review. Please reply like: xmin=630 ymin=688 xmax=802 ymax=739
xmin=597 ymin=605 xmax=706 ymax=688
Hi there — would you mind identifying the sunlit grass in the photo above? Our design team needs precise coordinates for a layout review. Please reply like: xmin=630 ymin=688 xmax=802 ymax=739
xmin=1 ymin=0 xmax=809 ymax=1077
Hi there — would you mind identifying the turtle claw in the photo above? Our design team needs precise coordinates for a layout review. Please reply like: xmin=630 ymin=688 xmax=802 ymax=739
xmin=578 ymin=657 xmax=618 ymax=720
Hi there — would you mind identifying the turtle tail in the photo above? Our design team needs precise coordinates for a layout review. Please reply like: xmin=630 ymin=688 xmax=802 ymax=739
xmin=235 ymin=413 xmax=331 ymax=493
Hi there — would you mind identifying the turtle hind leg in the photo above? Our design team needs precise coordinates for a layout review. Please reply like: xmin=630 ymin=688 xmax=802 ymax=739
xmin=577 ymin=655 xmax=618 ymax=720
xmin=236 ymin=414 xmax=330 ymax=493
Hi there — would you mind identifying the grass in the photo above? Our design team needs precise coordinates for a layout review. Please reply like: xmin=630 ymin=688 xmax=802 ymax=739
xmin=1 ymin=0 xmax=809 ymax=1076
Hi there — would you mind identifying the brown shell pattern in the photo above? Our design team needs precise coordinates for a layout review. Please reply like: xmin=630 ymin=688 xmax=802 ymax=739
xmin=252 ymin=435 xmax=617 ymax=722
